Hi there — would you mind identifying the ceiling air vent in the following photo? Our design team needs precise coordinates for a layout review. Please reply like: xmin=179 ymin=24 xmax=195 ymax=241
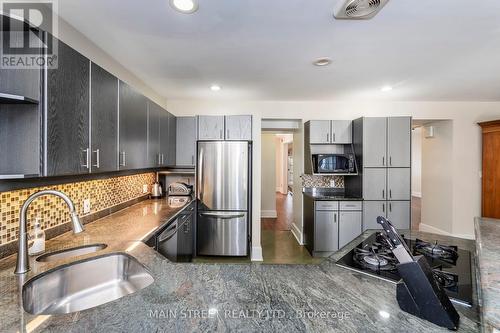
xmin=334 ymin=0 xmax=389 ymax=20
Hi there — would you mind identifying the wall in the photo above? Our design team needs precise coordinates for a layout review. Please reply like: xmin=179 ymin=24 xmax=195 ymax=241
xmin=168 ymin=100 xmax=500 ymax=243
xmin=421 ymin=121 xmax=454 ymax=234
xmin=412 ymin=127 xmax=422 ymax=197
xmin=0 ymin=173 xmax=155 ymax=247
xmin=261 ymin=134 xmax=277 ymax=218
xmin=54 ymin=15 xmax=167 ymax=109
xmin=292 ymin=124 xmax=304 ymax=244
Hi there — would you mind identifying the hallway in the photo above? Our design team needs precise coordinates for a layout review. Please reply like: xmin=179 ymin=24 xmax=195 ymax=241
xmin=261 ymin=193 xmax=321 ymax=264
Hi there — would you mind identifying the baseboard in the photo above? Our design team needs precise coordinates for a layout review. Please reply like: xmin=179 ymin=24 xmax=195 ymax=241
xmin=261 ymin=210 xmax=277 ymax=218
xmin=419 ymin=223 xmax=475 ymax=240
xmin=412 ymin=191 xmax=422 ymax=198
xmin=251 ymin=246 xmax=263 ymax=261
xmin=291 ymin=223 xmax=304 ymax=245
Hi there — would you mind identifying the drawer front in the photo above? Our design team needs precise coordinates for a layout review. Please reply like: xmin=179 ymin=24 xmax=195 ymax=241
xmin=340 ymin=201 xmax=362 ymax=211
xmin=315 ymin=201 xmax=339 ymax=211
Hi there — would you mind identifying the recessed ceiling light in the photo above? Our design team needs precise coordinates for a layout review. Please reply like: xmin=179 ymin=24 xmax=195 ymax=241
xmin=170 ymin=0 xmax=198 ymax=14
xmin=313 ymin=57 xmax=332 ymax=67
xmin=381 ymin=85 xmax=393 ymax=92
xmin=210 ymin=84 xmax=221 ymax=92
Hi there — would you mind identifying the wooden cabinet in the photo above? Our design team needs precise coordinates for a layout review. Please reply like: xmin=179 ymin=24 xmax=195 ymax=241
xmin=148 ymin=101 xmax=161 ymax=167
xmin=362 ymin=117 xmax=387 ymax=167
xmin=176 ymin=117 xmax=196 ymax=167
xmin=363 ymin=201 xmax=386 ymax=231
xmin=309 ymin=120 xmax=331 ymax=144
xmin=387 ymin=201 xmax=411 ymax=230
xmin=119 ymin=81 xmax=147 ymax=170
xmin=90 ymin=63 xmax=118 ymax=173
xmin=388 ymin=117 xmax=411 ymax=167
xmin=363 ymin=168 xmax=387 ymax=200
xmin=314 ymin=210 xmax=339 ymax=252
xmin=308 ymin=120 xmax=352 ymax=144
xmin=225 ymin=115 xmax=252 ymax=140
xmin=339 ymin=211 xmax=362 ymax=248
xmin=332 ymin=120 xmax=352 ymax=144
xmin=45 ymin=40 xmax=90 ymax=176
xmin=387 ymin=168 xmax=411 ymax=200
xmin=198 ymin=116 xmax=224 ymax=140
xmin=163 ymin=112 xmax=176 ymax=166
xmin=0 ymin=27 xmax=42 ymax=102
xmin=479 ymin=120 xmax=500 ymax=218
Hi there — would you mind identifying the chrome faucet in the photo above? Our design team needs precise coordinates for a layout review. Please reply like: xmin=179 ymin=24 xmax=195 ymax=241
xmin=15 ymin=190 xmax=85 ymax=274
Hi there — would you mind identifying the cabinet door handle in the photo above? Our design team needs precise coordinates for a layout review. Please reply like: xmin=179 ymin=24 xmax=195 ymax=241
xmin=82 ymin=148 xmax=90 ymax=169
xmin=191 ymin=155 xmax=194 ymax=165
xmin=227 ymin=129 xmax=230 ymax=139
xmin=389 ymin=189 xmax=392 ymax=199
xmin=390 ymin=156 xmax=392 ymax=166
xmin=334 ymin=214 xmax=337 ymax=223
xmin=382 ymin=156 xmax=385 ymax=166
xmin=382 ymin=189 xmax=385 ymax=199
xmin=220 ymin=129 xmax=223 ymax=139
xmin=161 ymin=154 xmax=165 ymax=165
xmin=93 ymin=149 xmax=100 ymax=168
xmin=326 ymin=133 xmax=329 ymax=142
xmin=333 ymin=133 xmax=336 ymax=142
xmin=389 ymin=202 xmax=392 ymax=212
xmin=382 ymin=203 xmax=385 ymax=213
xmin=120 ymin=151 xmax=126 ymax=167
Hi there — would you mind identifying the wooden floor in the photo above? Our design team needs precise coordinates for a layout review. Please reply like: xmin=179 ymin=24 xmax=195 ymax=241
xmin=260 ymin=193 xmax=321 ymax=264
xmin=261 ymin=193 xmax=293 ymax=231
xmin=412 ymin=196 xmax=421 ymax=231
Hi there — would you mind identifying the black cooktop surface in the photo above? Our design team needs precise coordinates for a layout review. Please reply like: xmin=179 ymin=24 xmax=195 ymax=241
xmin=336 ymin=232 xmax=473 ymax=307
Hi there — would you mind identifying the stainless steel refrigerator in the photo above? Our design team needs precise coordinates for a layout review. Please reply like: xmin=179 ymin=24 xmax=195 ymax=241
xmin=196 ymin=141 xmax=251 ymax=256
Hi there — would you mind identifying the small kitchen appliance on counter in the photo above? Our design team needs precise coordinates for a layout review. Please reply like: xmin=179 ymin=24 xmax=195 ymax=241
xmin=151 ymin=174 xmax=163 ymax=199
xmin=167 ymin=182 xmax=193 ymax=196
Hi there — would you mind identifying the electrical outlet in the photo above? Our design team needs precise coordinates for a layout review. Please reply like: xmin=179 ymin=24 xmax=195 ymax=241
xmin=143 ymin=184 xmax=149 ymax=193
xmin=83 ymin=199 xmax=91 ymax=214
xmin=330 ymin=180 xmax=336 ymax=188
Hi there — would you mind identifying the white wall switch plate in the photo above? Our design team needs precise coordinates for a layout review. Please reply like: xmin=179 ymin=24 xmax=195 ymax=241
xmin=143 ymin=184 xmax=149 ymax=193
xmin=83 ymin=199 xmax=91 ymax=214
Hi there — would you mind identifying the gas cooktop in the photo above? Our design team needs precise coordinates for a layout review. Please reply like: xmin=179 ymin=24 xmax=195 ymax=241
xmin=336 ymin=232 xmax=473 ymax=307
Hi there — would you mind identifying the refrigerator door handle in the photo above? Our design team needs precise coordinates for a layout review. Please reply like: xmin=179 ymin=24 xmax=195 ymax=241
xmin=200 ymin=212 xmax=245 ymax=219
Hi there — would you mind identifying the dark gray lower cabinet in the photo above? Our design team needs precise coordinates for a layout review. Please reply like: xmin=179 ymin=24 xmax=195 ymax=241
xmin=91 ymin=63 xmax=118 ymax=173
xmin=119 ymin=81 xmax=147 ymax=170
xmin=45 ymin=40 xmax=90 ymax=176
xmin=176 ymin=117 xmax=196 ymax=167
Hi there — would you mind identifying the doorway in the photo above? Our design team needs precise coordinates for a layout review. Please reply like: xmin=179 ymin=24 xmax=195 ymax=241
xmin=412 ymin=120 xmax=454 ymax=235
xmin=260 ymin=131 xmax=320 ymax=264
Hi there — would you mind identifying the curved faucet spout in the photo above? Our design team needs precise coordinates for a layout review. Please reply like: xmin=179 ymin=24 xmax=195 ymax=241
xmin=14 ymin=190 xmax=84 ymax=275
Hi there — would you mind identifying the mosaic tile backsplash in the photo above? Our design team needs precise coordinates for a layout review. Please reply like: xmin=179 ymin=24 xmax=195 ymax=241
xmin=301 ymin=174 xmax=344 ymax=188
xmin=0 ymin=173 xmax=155 ymax=245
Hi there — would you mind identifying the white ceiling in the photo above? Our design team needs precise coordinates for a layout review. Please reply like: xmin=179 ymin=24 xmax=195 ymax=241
xmin=57 ymin=0 xmax=500 ymax=101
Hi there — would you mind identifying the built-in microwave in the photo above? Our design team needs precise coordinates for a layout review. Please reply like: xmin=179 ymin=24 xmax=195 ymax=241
xmin=312 ymin=154 xmax=356 ymax=174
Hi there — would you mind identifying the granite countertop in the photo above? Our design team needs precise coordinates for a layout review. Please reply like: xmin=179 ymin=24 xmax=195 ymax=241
xmin=0 ymin=200 xmax=480 ymax=332
xmin=474 ymin=218 xmax=500 ymax=331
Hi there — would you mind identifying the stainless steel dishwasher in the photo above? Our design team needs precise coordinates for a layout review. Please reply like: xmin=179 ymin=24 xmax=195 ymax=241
xmin=156 ymin=202 xmax=194 ymax=262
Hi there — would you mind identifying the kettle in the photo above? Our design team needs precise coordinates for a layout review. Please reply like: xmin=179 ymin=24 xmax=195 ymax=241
xmin=151 ymin=176 xmax=163 ymax=199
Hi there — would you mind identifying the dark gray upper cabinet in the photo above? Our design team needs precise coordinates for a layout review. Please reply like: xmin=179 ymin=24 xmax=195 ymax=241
xmin=147 ymin=101 xmax=161 ymax=168
xmin=176 ymin=117 xmax=196 ymax=167
xmin=166 ymin=112 xmax=176 ymax=166
xmin=159 ymin=111 xmax=176 ymax=166
xmin=90 ymin=63 xmax=118 ymax=173
xmin=45 ymin=40 xmax=90 ymax=176
xmin=0 ymin=21 xmax=42 ymax=102
xmin=119 ymin=81 xmax=147 ymax=170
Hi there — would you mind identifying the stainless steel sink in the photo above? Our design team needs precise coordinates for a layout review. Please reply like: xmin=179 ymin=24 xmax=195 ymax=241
xmin=36 ymin=244 xmax=108 ymax=262
xmin=23 ymin=253 xmax=154 ymax=315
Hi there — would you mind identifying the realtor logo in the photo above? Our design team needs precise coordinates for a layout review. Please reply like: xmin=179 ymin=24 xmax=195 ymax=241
xmin=1 ymin=0 xmax=58 ymax=69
